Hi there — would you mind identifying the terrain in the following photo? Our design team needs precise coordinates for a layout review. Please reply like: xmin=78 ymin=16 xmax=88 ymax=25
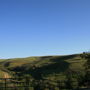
xmin=0 ymin=54 xmax=86 ymax=80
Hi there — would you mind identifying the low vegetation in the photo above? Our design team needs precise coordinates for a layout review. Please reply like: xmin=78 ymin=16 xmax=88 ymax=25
xmin=0 ymin=53 xmax=89 ymax=89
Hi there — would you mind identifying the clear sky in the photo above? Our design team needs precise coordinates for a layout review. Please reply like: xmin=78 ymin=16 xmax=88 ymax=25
xmin=0 ymin=0 xmax=90 ymax=59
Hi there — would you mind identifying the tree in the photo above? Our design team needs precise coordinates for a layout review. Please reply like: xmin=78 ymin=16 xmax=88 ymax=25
xmin=80 ymin=52 xmax=90 ymax=88
xmin=84 ymin=53 xmax=90 ymax=88
xmin=65 ymin=69 xmax=73 ymax=89
xmin=57 ymin=80 xmax=64 ymax=90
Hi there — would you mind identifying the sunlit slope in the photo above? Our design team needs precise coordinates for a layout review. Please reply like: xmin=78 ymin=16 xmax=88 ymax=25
xmin=0 ymin=59 xmax=6 ymax=78
xmin=0 ymin=70 xmax=4 ymax=78
xmin=0 ymin=54 xmax=86 ymax=80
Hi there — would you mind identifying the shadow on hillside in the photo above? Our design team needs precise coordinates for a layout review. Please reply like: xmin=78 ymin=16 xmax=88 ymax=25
xmin=7 ymin=54 xmax=77 ymax=80
xmin=23 ymin=55 xmax=77 ymax=79
xmin=50 ymin=54 xmax=77 ymax=62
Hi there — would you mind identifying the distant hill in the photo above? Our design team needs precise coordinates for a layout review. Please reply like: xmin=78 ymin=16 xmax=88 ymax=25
xmin=0 ymin=54 xmax=86 ymax=80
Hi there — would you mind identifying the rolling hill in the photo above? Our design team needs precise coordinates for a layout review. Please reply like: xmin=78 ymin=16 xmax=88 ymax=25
xmin=0 ymin=54 xmax=86 ymax=80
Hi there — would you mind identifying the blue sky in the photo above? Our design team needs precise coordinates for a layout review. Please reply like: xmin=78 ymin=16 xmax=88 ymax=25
xmin=0 ymin=0 xmax=90 ymax=58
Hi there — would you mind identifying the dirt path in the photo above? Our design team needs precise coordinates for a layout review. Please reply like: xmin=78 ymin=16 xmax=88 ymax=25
xmin=4 ymin=72 xmax=11 ymax=78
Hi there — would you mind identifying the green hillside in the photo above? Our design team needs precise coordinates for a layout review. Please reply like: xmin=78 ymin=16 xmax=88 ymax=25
xmin=0 ymin=53 xmax=89 ymax=89
xmin=0 ymin=54 xmax=86 ymax=80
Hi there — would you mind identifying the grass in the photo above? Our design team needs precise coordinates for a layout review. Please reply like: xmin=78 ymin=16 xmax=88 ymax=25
xmin=0 ymin=54 xmax=89 ymax=90
xmin=0 ymin=54 xmax=86 ymax=80
xmin=0 ymin=70 xmax=4 ymax=78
